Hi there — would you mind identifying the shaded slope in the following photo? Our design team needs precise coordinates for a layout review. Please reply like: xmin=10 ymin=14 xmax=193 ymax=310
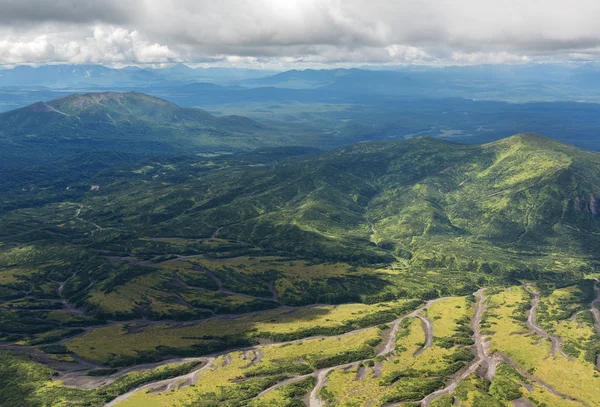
xmin=0 ymin=92 xmax=304 ymax=169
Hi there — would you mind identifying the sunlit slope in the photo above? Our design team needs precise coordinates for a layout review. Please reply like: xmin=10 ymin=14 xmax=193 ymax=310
xmin=369 ymin=133 xmax=600 ymax=265
xmin=80 ymin=133 xmax=600 ymax=275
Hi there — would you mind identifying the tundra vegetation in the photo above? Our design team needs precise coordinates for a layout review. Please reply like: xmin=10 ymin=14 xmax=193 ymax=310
xmin=2 ymin=115 xmax=600 ymax=407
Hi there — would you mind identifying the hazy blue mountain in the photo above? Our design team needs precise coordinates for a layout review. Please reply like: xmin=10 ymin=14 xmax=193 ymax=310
xmin=4 ymin=63 xmax=600 ymax=102
xmin=0 ymin=64 xmax=278 ymax=89
xmin=0 ymin=64 xmax=168 ymax=88
xmin=0 ymin=92 xmax=319 ymax=170
xmin=240 ymin=65 xmax=600 ymax=101
xmin=240 ymin=68 xmax=354 ymax=88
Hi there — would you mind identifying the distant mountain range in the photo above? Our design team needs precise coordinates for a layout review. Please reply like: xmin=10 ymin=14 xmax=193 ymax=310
xmin=0 ymin=64 xmax=277 ymax=88
xmin=6 ymin=90 xmax=600 ymax=175
xmin=240 ymin=65 xmax=600 ymax=100
xmin=3 ymin=63 xmax=600 ymax=101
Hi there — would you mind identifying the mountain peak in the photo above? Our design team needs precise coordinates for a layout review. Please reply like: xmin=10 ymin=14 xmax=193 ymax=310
xmin=44 ymin=91 xmax=178 ymax=117
xmin=164 ymin=63 xmax=196 ymax=74
xmin=487 ymin=132 xmax=571 ymax=150
xmin=0 ymin=91 xmax=272 ymax=164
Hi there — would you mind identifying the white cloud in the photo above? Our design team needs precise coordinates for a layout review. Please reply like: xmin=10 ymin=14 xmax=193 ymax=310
xmin=452 ymin=51 xmax=532 ymax=65
xmin=386 ymin=45 xmax=436 ymax=64
xmin=80 ymin=26 xmax=175 ymax=64
xmin=0 ymin=35 xmax=57 ymax=64
xmin=2 ymin=0 xmax=600 ymax=66
xmin=0 ymin=25 xmax=176 ymax=65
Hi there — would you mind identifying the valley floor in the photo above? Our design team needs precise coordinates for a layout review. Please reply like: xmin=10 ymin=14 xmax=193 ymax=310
xmin=4 ymin=274 xmax=600 ymax=407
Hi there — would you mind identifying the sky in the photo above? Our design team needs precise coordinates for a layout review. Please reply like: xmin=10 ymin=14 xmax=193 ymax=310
xmin=2 ymin=0 xmax=600 ymax=68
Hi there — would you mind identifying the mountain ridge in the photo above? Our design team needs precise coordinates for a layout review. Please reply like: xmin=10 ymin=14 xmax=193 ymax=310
xmin=54 ymin=132 xmax=599 ymax=280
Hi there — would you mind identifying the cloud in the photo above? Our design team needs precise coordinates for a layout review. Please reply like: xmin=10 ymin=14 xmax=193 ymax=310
xmin=0 ymin=35 xmax=57 ymax=64
xmin=0 ymin=0 xmax=133 ymax=24
xmin=77 ymin=26 xmax=176 ymax=64
xmin=0 ymin=26 xmax=176 ymax=65
xmin=452 ymin=51 xmax=532 ymax=65
xmin=2 ymin=0 xmax=600 ymax=66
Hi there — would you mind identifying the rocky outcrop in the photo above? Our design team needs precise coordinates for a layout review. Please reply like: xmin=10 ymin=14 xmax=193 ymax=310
xmin=574 ymin=194 xmax=599 ymax=215
xmin=590 ymin=194 xmax=598 ymax=215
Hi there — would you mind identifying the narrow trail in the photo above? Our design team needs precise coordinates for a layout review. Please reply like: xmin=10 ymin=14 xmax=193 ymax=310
xmin=104 ymin=358 xmax=215 ymax=407
xmin=419 ymin=288 xmax=488 ymax=407
xmin=379 ymin=317 xmax=404 ymax=356
xmin=356 ymin=365 xmax=367 ymax=381
xmin=414 ymin=314 xmax=433 ymax=357
xmin=169 ymin=291 xmax=215 ymax=315
xmin=222 ymin=353 xmax=232 ymax=367
xmin=203 ymin=269 xmax=223 ymax=290
xmin=252 ymin=349 xmax=264 ymax=366
xmin=211 ymin=226 xmax=223 ymax=239
xmin=268 ymin=280 xmax=279 ymax=302
xmin=254 ymin=374 xmax=313 ymax=399
xmin=379 ymin=297 xmax=452 ymax=357
xmin=95 ymin=297 xmax=452 ymax=407
xmin=17 ymin=288 xmax=576 ymax=407
xmin=74 ymin=204 xmax=103 ymax=232
xmin=498 ymin=355 xmax=590 ymax=407
xmin=96 ymin=296 xmax=455 ymax=406
xmin=68 ymin=356 xmax=213 ymax=389
xmin=306 ymin=297 xmax=453 ymax=407
xmin=106 ymin=252 xmax=281 ymax=304
xmin=310 ymin=368 xmax=333 ymax=407
xmin=55 ymin=272 xmax=90 ymax=319
xmin=90 ymin=285 xmax=597 ymax=407
xmin=524 ymin=285 xmax=573 ymax=361
xmin=58 ymin=273 xmax=77 ymax=296
xmin=589 ymin=280 xmax=600 ymax=370
xmin=310 ymin=365 xmax=352 ymax=407
xmin=569 ymin=310 xmax=583 ymax=322
xmin=0 ymin=343 xmax=101 ymax=379
xmin=185 ymin=266 xmax=281 ymax=304
xmin=104 ymin=257 xmax=280 ymax=308
xmin=366 ymin=214 xmax=377 ymax=244
xmin=590 ymin=280 xmax=600 ymax=335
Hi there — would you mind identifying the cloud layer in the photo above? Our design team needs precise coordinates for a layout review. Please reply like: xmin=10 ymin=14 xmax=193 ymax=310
xmin=2 ymin=0 xmax=600 ymax=66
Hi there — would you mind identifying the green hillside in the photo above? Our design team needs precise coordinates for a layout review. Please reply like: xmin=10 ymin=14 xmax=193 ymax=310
xmin=2 ymin=133 xmax=600 ymax=406
xmin=69 ymin=133 xmax=600 ymax=278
